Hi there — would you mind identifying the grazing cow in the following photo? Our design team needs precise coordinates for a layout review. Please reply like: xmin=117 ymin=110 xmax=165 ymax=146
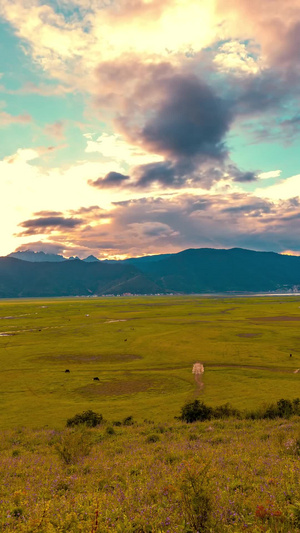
xmin=65 ymin=369 xmax=70 ymax=373
xmin=124 ymin=339 xmax=127 ymax=342
xmin=93 ymin=377 xmax=100 ymax=381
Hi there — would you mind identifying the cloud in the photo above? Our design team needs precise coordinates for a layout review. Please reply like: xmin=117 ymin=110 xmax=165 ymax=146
xmin=255 ymin=173 xmax=300 ymax=201
xmin=85 ymin=133 xmax=162 ymax=165
xmin=44 ymin=121 xmax=66 ymax=140
xmin=13 ymin=241 xmax=66 ymax=255
xmin=89 ymin=171 xmax=130 ymax=188
xmin=14 ymin=191 xmax=300 ymax=258
xmin=257 ymin=170 xmax=282 ymax=180
xmin=226 ymin=164 xmax=257 ymax=182
xmin=216 ymin=0 xmax=300 ymax=72
xmin=33 ymin=210 xmax=63 ymax=217
xmin=0 ymin=111 xmax=31 ymax=127
xmin=213 ymin=41 xmax=261 ymax=76
xmin=17 ymin=216 xmax=84 ymax=236
xmin=139 ymin=74 xmax=232 ymax=161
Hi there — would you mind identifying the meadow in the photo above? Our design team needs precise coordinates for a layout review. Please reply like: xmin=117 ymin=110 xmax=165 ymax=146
xmin=1 ymin=295 xmax=300 ymax=532
xmin=0 ymin=295 xmax=300 ymax=428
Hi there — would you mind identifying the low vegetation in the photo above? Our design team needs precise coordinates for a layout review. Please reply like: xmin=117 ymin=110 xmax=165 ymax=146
xmin=1 ymin=409 xmax=300 ymax=532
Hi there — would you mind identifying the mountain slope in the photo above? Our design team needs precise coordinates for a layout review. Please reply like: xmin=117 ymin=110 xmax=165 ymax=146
xmin=138 ymin=248 xmax=300 ymax=293
xmin=1 ymin=248 xmax=300 ymax=297
xmin=0 ymin=258 xmax=161 ymax=298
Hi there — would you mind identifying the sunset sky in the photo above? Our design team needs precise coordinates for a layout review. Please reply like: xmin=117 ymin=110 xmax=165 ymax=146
xmin=1 ymin=0 xmax=300 ymax=259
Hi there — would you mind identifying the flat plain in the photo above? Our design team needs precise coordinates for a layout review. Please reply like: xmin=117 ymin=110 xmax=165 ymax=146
xmin=1 ymin=295 xmax=300 ymax=428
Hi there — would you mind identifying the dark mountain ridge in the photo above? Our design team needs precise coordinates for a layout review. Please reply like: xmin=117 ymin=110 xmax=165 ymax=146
xmin=1 ymin=247 xmax=300 ymax=297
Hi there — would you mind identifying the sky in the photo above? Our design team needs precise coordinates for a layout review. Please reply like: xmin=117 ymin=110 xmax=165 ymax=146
xmin=1 ymin=0 xmax=300 ymax=259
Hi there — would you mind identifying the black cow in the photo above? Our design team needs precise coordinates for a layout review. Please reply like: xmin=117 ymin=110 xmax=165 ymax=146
xmin=65 ymin=369 xmax=70 ymax=373
xmin=93 ymin=377 xmax=100 ymax=381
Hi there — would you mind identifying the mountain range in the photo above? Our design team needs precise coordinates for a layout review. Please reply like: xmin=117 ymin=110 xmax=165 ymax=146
xmin=1 ymin=247 xmax=299 ymax=297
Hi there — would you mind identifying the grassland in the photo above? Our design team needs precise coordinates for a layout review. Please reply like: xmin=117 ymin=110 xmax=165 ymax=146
xmin=1 ymin=295 xmax=300 ymax=428
xmin=1 ymin=295 xmax=300 ymax=532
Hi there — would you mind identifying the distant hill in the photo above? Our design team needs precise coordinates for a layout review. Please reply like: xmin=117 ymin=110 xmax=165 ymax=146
xmin=2 ymin=247 xmax=300 ymax=297
xmin=123 ymin=253 xmax=173 ymax=266
xmin=139 ymin=248 xmax=300 ymax=293
xmin=0 ymin=257 xmax=161 ymax=298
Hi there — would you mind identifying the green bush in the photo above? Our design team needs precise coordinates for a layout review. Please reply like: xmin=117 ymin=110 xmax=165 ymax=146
xmin=66 ymin=410 xmax=103 ymax=428
xmin=105 ymin=426 xmax=115 ymax=435
xmin=211 ymin=402 xmax=241 ymax=419
xmin=247 ymin=398 xmax=300 ymax=420
xmin=179 ymin=400 xmax=212 ymax=423
xmin=123 ymin=415 xmax=134 ymax=426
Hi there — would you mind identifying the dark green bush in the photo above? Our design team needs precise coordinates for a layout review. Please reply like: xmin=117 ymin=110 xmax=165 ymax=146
xmin=211 ymin=403 xmax=241 ymax=419
xmin=179 ymin=400 xmax=212 ymax=423
xmin=123 ymin=415 xmax=134 ymax=426
xmin=66 ymin=410 xmax=103 ymax=428
xmin=105 ymin=426 xmax=115 ymax=435
xmin=248 ymin=398 xmax=300 ymax=420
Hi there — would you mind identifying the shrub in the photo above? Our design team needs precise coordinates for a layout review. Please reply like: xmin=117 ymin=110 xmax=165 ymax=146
xmin=180 ymin=465 xmax=212 ymax=532
xmin=146 ymin=434 xmax=160 ymax=443
xmin=123 ymin=415 xmax=134 ymax=426
xmin=55 ymin=429 xmax=93 ymax=465
xmin=212 ymin=403 xmax=241 ymax=419
xmin=11 ymin=507 xmax=23 ymax=518
xmin=105 ymin=426 xmax=115 ymax=435
xmin=66 ymin=410 xmax=103 ymax=428
xmin=248 ymin=398 xmax=300 ymax=420
xmin=179 ymin=400 xmax=212 ymax=423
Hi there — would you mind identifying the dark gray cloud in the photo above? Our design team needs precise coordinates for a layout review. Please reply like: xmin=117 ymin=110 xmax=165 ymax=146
xmin=89 ymin=171 xmax=130 ymax=188
xmin=221 ymin=200 xmax=272 ymax=215
xmin=69 ymin=205 xmax=104 ymax=215
xmin=20 ymin=217 xmax=83 ymax=228
xmin=140 ymin=75 xmax=232 ymax=161
xmin=227 ymin=164 xmax=257 ymax=182
xmin=17 ymin=216 xmax=83 ymax=236
xmin=33 ymin=210 xmax=63 ymax=216
xmin=134 ymin=161 xmax=176 ymax=187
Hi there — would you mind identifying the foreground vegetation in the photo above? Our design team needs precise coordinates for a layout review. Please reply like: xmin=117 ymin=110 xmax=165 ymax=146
xmin=1 ymin=414 xmax=300 ymax=532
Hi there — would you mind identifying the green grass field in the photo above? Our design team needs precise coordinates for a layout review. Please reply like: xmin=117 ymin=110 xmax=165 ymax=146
xmin=1 ymin=295 xmax=300 ymax=428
